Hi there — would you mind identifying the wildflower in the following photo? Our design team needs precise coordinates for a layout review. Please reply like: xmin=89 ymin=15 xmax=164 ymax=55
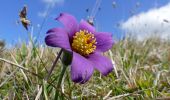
xmin=19 ymin=5 xmax=30 ymax=30
xmin=45 ymin=13 xmax=114 ymax=83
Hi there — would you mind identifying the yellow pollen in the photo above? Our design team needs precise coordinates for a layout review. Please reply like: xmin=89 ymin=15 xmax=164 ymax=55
xmin=71 ymin=30 xmax=97 ymax=56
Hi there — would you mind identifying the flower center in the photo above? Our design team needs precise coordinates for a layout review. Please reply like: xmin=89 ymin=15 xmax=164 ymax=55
xmin=71 ymin=30 xmax=97 ymax=56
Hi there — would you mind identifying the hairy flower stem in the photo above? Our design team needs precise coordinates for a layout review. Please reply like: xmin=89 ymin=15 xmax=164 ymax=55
xmin=45 ymin=49 xmax=63 ymax=81
xmin=55 ymin=64 xmax=68 ymax=99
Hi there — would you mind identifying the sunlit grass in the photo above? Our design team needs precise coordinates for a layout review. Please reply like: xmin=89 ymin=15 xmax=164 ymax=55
xmin=0 ymin=37 xmax=170 ymax=99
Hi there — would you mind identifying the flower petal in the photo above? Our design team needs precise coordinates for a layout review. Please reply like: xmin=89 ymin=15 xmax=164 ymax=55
xmin=95 ymin=32 xmax=114 ymax=52
xmin=79 ymin=20 xmax=95 ymax=33
xmin=71 ymin=52 xmax=94 ymax=83
xmin=45 ymin=28 xmax=71 ymax=51
xmin=88 ymin=52 xmax=113 ymax=76
xmin=56 ymin=13 xmax=78 ymax=38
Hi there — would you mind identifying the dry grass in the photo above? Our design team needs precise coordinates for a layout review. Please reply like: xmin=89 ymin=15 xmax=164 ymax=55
xmin=0 ymin=37 xmax=170 ymax=99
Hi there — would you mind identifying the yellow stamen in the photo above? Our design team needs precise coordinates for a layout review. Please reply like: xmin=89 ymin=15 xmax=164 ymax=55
xmin=71 ymin=30 xmax=97 ymax=56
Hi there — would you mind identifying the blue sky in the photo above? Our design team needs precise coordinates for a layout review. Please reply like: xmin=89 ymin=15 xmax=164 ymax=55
xmin=0 ymin=0 xmax=170 ymax=45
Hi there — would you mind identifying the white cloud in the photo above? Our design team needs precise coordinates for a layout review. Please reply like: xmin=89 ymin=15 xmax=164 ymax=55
xmin=122 ymin=3 xmax=170 ymax=41
xmin=38 ymin=11 xmax=48 ymax=18
xmin=38 ymin=0 xmax=64 ymax=18
xmin=42 ymin=0 xmax=64 ymax=7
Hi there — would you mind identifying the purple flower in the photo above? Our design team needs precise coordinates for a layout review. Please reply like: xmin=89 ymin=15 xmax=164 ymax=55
xmin=45 ymin=13 xmax=114 ymax=83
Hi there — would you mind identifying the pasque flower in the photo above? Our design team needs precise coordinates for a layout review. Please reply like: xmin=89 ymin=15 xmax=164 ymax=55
xmin=45 ymin=13 xmax=114 ymax=83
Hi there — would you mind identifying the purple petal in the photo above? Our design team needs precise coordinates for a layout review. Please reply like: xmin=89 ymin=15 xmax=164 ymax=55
xmin=79 ymin=20 xmax=95 ymax=33
xmin=71 ymin=52 xmax=94 ymax=83
xmin=95 ymin=32 xmax=114 ymax=52
xmin=56 ymin=13 xmax=78 ymax=38
xmin=88 ymin=52 xmax=113 ymax=76
xmin=45 ymin=28 xmax=71 ymax=51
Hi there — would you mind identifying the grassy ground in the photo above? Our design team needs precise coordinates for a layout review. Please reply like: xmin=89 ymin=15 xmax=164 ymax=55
xmin=0 ymin=37 xmax=170 ymax=100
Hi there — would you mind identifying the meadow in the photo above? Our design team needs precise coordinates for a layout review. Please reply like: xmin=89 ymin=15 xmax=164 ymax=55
xmin=1 ymin=1 xmax=170 ymax=99
xmin=0 ymin=36 xmax=170 ymax=100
